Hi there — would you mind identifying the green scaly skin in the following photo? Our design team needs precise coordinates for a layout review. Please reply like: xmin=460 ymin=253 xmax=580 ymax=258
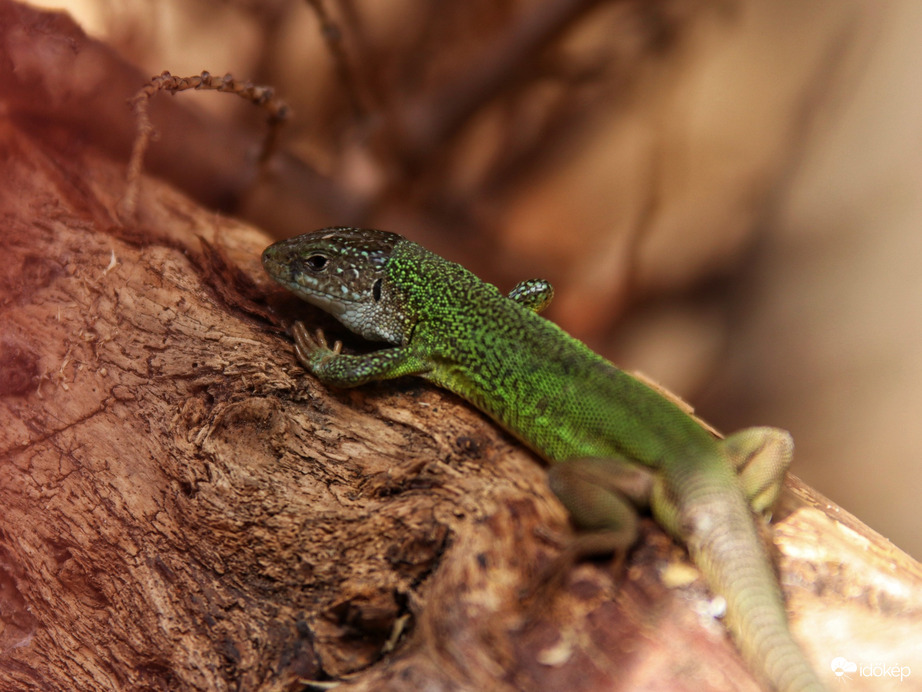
xmin=262 ymin=227 xmax=826 ymax=692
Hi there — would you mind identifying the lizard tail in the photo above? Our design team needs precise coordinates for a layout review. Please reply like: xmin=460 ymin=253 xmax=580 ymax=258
xmin=661 ymin=456 xmax=826 ymax=692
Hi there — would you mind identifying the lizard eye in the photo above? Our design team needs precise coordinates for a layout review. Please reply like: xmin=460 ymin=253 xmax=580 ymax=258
xmin=304 ymin=254 xmax=329 ymax=271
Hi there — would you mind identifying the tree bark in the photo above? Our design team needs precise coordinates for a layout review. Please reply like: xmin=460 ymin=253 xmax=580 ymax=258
xmin=2 ymin=112 xmax=921 ymax=692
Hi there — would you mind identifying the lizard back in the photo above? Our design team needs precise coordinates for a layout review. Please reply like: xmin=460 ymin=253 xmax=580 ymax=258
xmin=386 ymin=239 xmax=718 ymax=467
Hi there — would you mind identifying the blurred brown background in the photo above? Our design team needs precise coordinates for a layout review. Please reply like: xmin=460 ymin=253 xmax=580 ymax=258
xmin=21 ymin=0 xmax=922 ymax=559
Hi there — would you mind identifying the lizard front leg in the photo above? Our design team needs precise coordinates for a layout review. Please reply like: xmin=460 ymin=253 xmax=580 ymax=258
xmin=292 ymin=321 xmax=431 ymax=387
xmin=507 ymin=278 xmax=554 ymax=314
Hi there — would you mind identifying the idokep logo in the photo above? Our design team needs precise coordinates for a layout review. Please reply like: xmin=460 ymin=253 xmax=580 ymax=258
xmin=831 ymin=658 xmax=858 ymax=679
xmin=831 ymin=656 xmax=912 ymax=683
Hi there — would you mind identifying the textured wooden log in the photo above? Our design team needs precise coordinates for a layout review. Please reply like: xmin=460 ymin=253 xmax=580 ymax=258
xmin=2 ymin=114 xmax=921 ymax=692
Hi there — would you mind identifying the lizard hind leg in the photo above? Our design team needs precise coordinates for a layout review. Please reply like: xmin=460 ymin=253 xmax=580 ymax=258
xmin=722 ymin=427 xmax=794 ymax=515
xmin=546 ymin=457 xmax=655 ymax=566
xmin=521 ymin=458 xmax=654 ymax=606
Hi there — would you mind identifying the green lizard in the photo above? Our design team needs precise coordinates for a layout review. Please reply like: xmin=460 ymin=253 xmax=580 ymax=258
xmin=262 ymin=227 xmax=825 ymax=692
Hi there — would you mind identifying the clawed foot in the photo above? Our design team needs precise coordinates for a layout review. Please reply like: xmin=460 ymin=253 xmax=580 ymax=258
xmin=291 ymin=321 xmax=342 ymax=371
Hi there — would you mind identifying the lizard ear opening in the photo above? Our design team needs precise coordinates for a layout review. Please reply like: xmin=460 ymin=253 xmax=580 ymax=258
xmin=372 ymin=278 xmax=383 ymax=302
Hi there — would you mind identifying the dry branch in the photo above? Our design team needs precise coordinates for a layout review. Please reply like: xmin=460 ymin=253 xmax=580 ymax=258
xmin=122 ymin=70 xmax=291 ymax=219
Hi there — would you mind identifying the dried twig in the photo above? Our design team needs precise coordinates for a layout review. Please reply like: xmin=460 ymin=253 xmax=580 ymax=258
xmin=120 ymin=71 xmax=290 ymax=221
xmin=395 ymin=0 xmax=607 ymax=165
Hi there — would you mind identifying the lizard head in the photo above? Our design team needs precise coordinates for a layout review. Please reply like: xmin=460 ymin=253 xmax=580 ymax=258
xmin=262 ymin=227 xmax=415 ymax=344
